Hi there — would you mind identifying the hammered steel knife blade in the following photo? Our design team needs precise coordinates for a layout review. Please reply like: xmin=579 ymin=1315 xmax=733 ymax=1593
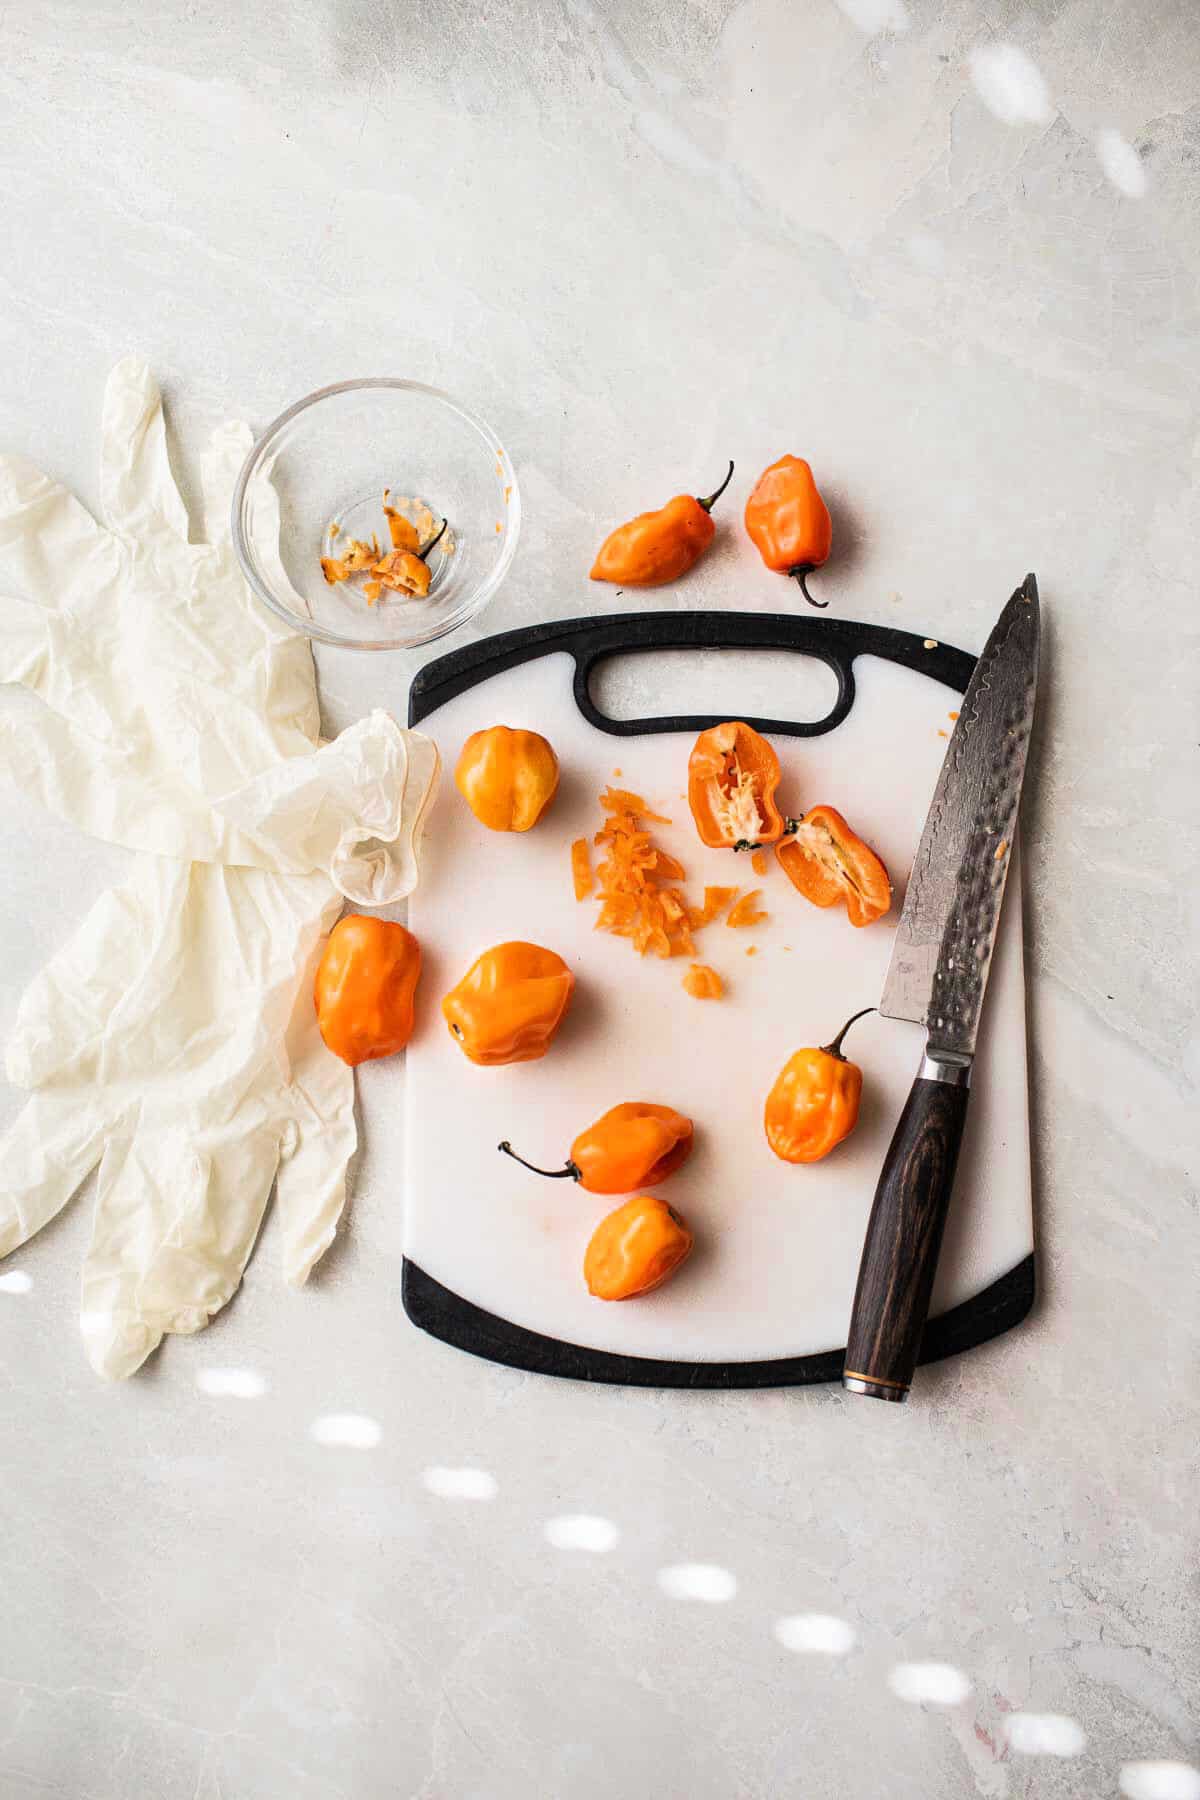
xmin=843 ymin=574 xmax=1040 ymax=1401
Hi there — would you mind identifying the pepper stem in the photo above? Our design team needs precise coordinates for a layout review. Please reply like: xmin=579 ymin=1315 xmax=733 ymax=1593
xmin=498 ymin=1141 xmax=580 ymax=1182
xmin=698 ymin=460 xmax=735 ymax=513
xmin=420 ymin=517 xmax=448 ymax=560
xmin=790 ymin=565 xmax=827 ymax=608
xmin=822 ymin=1007 xmax=876 ymax=1060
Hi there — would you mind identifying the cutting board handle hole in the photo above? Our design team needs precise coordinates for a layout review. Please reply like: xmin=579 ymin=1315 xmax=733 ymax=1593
xmin=580 ymin=648 xmax=848 ymax=736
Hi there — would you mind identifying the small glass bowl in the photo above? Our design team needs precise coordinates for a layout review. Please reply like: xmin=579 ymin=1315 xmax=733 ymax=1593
xmin=231 ymin=379 xmax=520 ymax=650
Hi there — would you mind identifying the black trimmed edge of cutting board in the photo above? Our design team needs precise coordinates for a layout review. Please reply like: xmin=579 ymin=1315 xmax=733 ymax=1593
xmin=403 ymin=608 xmax=1033 ymax=1388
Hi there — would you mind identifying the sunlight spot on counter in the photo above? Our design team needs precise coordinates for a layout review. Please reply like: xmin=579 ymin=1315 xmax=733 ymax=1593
xmin=657 ymin=1563 xmax=737 ymax=1604
xmin=888 ymin=1661 xmax=972 ymax=1705
xmin=0 ymin=1270 xmax=33 ymax=1295
xmin=1096 ymin=128 xmax=1148 ymax=198
xmin=544 ymin=1514 xmax=620 ymax=1553
xmin=1119 ymin=1763 xmax=1200 ymax=1800
xmin=196 ymin=1366 xmax=267 ymax=1399
xmin=1004 ymin=1713 xmax=1086 ymax=1756
xmin=310 ymin=1413 xmax=382 ymax=1449
xmin=968 ymin=43 xmax=1052 ymax=126
xmin=774 ymin=1613 xmax=857 ymax=1655
xmin=833 ymin=0 xmax=910 ymax=34
xmin=422 ymin=1466 xmax=498 ymax=1500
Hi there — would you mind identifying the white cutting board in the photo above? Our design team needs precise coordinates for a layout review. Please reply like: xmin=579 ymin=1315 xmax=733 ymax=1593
xmin=403 ymin=620 xmax=1032 ymax=1375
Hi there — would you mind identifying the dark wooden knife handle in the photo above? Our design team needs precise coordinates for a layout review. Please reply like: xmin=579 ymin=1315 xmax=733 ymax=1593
xmin=843 ymin=1072 xmax=970 ymax=1401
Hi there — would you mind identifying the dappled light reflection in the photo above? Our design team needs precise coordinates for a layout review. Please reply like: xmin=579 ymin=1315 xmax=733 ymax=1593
xmin=888 ymin=1661 xmax=972 ymax=1705
xmin=309 ymin=1413 xmax=382 ymax=1449
xmin=544 ymin=1514 xmax=620 ymax=1552
xmin=195 ymin=1366 xmax=267 ymax=1399
xmin=657 ymin=1563 xmax=737 ymax=1603
xmin=1119 ymin=1764 xmax=1200 ymax=1800
xmin=774 ymin=1613 xmax=857 ymax=1655
xmin=969 ymin=43 xmax=1053 ymax=125
xmin=1096 ymin=128 xmax=1149 ymax=198
xmin=1006 ymin=1713 xmax=1087 ymax=1756
xmin=421 ymin=1466 xmax=498 ymax=1500
xmin=0 ymin=1269 xmax=33 ymax=1294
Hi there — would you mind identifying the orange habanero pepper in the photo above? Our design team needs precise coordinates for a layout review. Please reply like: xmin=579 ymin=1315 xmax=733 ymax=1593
xmin=744 ymin=455 xmax=832 ymax=608
xmin=590 ymin=461 xmax=734 ymax=588
xmin=764 ymin=1008 xmax=874 ymax=1164
xmin=688 ymin=721 xmax=786 ymax=850
xmin=776 ymin=804 xmax=892 ymax=927
xmin=372 ymin=517 xmax=447 ymax=599
xmin=442 ymin=942 xmax=574 ymax=1066
xmin=584 ymin=1195 xmax=694 ymax=1300
xmin=499 ymin=1101 xmax=693 ymax=1194
xmin=314 ymin=915 xmax=421 ymax=1067
xmin=455 ymin=725 xmax=560 ymax=832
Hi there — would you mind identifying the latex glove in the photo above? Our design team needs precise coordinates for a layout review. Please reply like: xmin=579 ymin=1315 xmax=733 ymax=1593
xmin=0 ymin=358 xmax=437 ymax=900
xmin=0 ymin=857 xmax=354 ymax=1380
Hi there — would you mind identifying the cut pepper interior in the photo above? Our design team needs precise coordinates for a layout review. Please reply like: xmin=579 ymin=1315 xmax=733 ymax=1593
xmin=687 ymin=721 xmax=785 ymax=849
xmin=776 ymin=805 xmax=892 ymax=927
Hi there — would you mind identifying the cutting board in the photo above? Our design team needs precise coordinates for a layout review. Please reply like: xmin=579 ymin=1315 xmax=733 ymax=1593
xmin=403 ymin=612 xmax=1033 ymax=1386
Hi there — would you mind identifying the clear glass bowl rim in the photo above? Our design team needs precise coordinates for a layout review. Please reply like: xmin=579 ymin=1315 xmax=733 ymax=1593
xmin=230 ymin=376 xmax=521 ymax=651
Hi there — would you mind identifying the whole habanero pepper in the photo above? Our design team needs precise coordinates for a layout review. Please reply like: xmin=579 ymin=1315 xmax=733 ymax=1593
xmin=687 ymin=720 xmax=786 ymax=850
xmin=442 ymin=941 xmax=575 ymax=1066
xmin=584 ymin=1195 xmax=694 ymax=1300
xmin=314 ymin=915 xmax=422 ymax=1066
xmin=590 ymin=461 xmax=734 ymax=588
xmin=744 ymin=455 xmax=832 ymax=608
xmin=499 ymin=1101 xmax=694 ymax=1194
xmin=764 ymin=1007 xmax=874 ymax=1164
xmin=455 ymin=725 xmax=560 ymax=832
xmin=775 ymin=804 xmax=892 ymax=927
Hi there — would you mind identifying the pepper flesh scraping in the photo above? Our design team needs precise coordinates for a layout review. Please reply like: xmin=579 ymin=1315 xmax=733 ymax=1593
xmin=0 ymin=359 xmax=440 ymax=1377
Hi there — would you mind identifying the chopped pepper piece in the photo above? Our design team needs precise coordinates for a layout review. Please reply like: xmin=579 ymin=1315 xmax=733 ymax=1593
xmin=571 ymin=836 xmax=593 ymax=900
xmin=683 ymin=963 xmax=723 ymax=1000
xmin=776 ymin=805 xmax=892 ymax=927
xmin=687 ymin=721 xmax=785 ymax=849
xmin=726 ymin=890 xmax=767 ymax=928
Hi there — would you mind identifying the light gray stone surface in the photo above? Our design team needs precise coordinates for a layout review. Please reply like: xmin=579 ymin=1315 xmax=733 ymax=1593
xmin=1 ymin=2 xmax=1197 ymax=1797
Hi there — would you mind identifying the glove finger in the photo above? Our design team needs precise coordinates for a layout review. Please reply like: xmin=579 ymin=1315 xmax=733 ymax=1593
xmin=81 ymin=1124 xmax=282 ymax=1381
xmin=0 ymin=1093 xmax=102 ymax=1258
xmin=200 ymin=419 xmax=253 ymax=548
xmin=0 ymin=452 xmax=118 ymax=612
xmin=275 ymin=965 xmax=357 ymax=1286
xmin=333 ymin=721 xmax=441 ymax=906
xmin=99 ymin=358 xmax=190 ymax=546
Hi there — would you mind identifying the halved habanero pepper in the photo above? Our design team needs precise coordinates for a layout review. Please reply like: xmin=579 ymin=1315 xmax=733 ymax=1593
xmin=499 ymin=1101 xmax=693 ymax=1195
xmin=688 ymin=721 xmax=785 ymax=850
xmin=775 ymin=805 xmax=892 ymax=927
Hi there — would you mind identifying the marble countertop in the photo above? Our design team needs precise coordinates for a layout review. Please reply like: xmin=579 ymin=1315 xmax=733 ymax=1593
xmin=1 ymin=2 xmax=1197 ymax=1797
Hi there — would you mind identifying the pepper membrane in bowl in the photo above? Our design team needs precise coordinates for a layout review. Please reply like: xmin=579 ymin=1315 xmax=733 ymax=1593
xmin=232 ymin=379 xmax=520 ymax=650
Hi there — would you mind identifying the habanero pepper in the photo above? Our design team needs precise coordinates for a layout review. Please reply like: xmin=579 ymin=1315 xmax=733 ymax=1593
xmin=744 ymin=455 xmax=832 ymax=608
xmin=688 ymin=721 xmax=786 ymax=850
xmin=776 ymin=805 xmax=892 ymax=927
xmin=590 ymin=461 xmax=734 ymax=588
xmin=764 ymin=1007 xmax=874 ymax=1164
xmin=442 ymin=941 xmax=575 ymax=1066
xmin=584 ymin=1195 xmax=694 ymax=1300
xmin=455 ymin=725 xmax=560 ymax=832
xmin=314 ymin=915 xmax=422 ymax=1067
xmin=499 ymin=1101 xmax=694 ymax=1194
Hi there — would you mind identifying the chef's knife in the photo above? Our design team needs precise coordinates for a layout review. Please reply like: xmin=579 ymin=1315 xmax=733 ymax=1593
xmin=843 ymin=575 xmax=1040 ymax=1401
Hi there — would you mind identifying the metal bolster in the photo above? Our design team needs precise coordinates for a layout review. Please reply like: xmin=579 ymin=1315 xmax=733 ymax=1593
xmin=919 ymin=1048 xmax=973 ymax=1087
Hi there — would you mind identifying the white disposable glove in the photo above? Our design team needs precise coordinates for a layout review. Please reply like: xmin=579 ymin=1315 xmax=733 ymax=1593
xmin=1 ymin=859 xmax=352 ymax=1379
xmin=0 ymin=361 xmax=439 ymax=1376
xmin=0 ymin=357 xmax=438 ymax=901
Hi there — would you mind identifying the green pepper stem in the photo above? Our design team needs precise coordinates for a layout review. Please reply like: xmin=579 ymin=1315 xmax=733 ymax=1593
xmin=498 ymin=1141 xmax=580 ymax=1181
xmin=790 ymin=565 xmax=827 ymax=608
xmin=822 ymin=1007 xmax=876 ymax=1060
xmin=420 ymin=517 xmax=448 ymax=560
xmin=698 ymin=460 xmax=735 ymax=513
